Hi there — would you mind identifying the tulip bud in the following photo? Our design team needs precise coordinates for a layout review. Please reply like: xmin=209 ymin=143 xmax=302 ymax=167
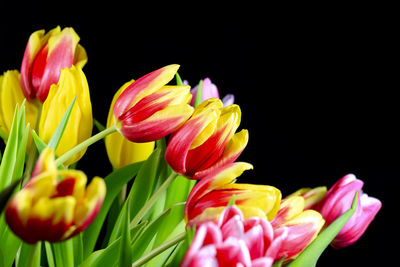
xmin=188 ymin=78 xmax=235 ymax=107
xmin=38 ymin=66 xmax=92 ymax=166
xmin=20 ymin=26 xmax=87 ymax=102
xmin=5 ymin=148 xmax=105 ymax=244
xmin=112 ymin=64 xmax=194 ymax=143
xmin=315 ymin=174 xmax=382 ymax=249
xmin=165 ymin=98 xmax=248 ymax=179
xmin=105 ymin=80 xmax=154 ymax=169
xmin=0 ymin=70 xmax=40 ymax=139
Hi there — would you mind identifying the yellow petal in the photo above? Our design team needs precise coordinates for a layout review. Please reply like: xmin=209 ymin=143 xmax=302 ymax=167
xmin=73 ymin=44 xmax=88 ymax=68
xmin=0 ymin=70 xmax=39 ymax=134
xmin=39 ymin=66 xmax=93 ymax=165
xmin=220 ymin=183 xmax=281 ymax=220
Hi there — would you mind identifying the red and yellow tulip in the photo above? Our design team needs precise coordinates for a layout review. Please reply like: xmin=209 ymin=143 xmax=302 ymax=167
xmin=112 ymin=64 xmax=193 ymax=143
xmin=185 ymin=162 xmax=281 ymax=225
xmin=20 ymin=26 xmax=87 ymax=103
xmin=165 ymin=98 xmax=248 ymax=179
xmin=5 ymin=148 xmax=105 ymax=244
xmin=105 ymin=80 xmax=155 ymax=169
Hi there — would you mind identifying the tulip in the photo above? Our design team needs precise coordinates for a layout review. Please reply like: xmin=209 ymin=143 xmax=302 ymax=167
xmin=185 ymin=162 xmax=281 ymax=225
xmin=189 ymin=78 xmax=234 ymax=107
xmin=20 ymin=26 xmax=87 ymax=102
xmin=181 ymin=206 xmax=274 ymax=267
xmin=0 ymin=70 xmax=40 ymax=138
xmin=112 ymin=64 xmax=194 ymax=143
xmin=165 ymin=98 xmax=248 ymax=179
xmin=182 ymin=205 xmax=323 ymax=266
xmin=315 ymin=174 xmax=382 ymax=249
xmin=38 ymin=66 xmax=92 ymax=166
xmin=105 ymin=79 xmax=154 ymax=169
xmin=5 ymin=148 xmax=106 ymax=244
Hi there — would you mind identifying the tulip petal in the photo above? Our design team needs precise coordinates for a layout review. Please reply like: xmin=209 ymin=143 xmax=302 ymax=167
xmin=165 ymin=104 xmax=219 ymax=174
xmin=35 ymin=28 xmax=80 ymax=102
xmin=113 ymin=64 xmax=180 ymax=119
xmin=120 ymin=104 xmax=194 ymax=142
xmin=185 ymin=162 xmax=253 ymax=221
xmin=193 ymin=129 xmax=249 ymax=179
xmin=20 ymin=29 xmax=48 ymax=99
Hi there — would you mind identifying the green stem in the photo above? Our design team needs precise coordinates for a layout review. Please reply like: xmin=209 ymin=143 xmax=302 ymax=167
xmin=24 ymin=242 xmax=41 ymax=267
xmin=131 ymin=232 xmax=186 ymax=267
xmin=22 ymin=144 xmax=37 ymax=186
xmin=54 ymin=125 xmax=117 ymax=166
xmin=130 ymin=171 xmax=178 ymax=228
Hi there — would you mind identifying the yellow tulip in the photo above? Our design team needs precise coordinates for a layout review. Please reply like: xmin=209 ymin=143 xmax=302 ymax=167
xmin=105 ymin=80 xmax=154 ymax=169
xmin=38 ymin=66 xmax=92 ymax=165
xmin=0 ymin=70 xmax=40 ymax=146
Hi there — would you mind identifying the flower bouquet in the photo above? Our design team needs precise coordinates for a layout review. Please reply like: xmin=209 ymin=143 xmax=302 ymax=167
xmin=0 ymin=27 xmax=381 ymax=267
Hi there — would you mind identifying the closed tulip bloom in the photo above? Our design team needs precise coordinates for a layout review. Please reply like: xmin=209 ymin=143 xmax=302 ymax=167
xmin=20 ymin=26 xmax=87 ymax=102
xmin=0 ymin=70 xmax=39 ymax=137
xmin=185 ymin=162 xmax=281 ymax=225
xmin=105 ymin=80 xmax=154 ymax=169
xmin=189 ymin=78 xmax=234 ymax=107
xmin=315 ymin=174 xmax=382 ymax=249
xmin=112 ymin=64 xmax=194 ymax=143
xmin=165 ymin=98 xmax=248 ymax=179
xmin=5 ymin=148 xmax=106 ymax=244
xmin=39 ymin=66 xmax=92 ymax=166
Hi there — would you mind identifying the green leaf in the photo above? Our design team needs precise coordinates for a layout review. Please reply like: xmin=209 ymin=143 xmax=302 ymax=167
xmin=0 ymin=105 xmax=21 ymax=191
xmin=16 ymin=242 xmax=41 ymax=267
xmin=194 ymin=79 xmax=203 ymax=107
xmin=0 ymin=225 xmax=22 ymax=267
xmin=44 ymin=242 xmax=55 ymax=267
xmin=79 ymin=238 xmax=121 ymax=267
xmin=0 ymin=177 xmax=21 ymax=214
xmin=131 ymin=207 xmax=171 ymax=262
xmin=127 ymin=147 xmax=162 ymax=221
xmin=47 ymin=95 xmax=77 ymax=151
xmin=82 ymin=161 xmax=143 ymax=257
xmin=287 ymin=192 xmax=359 ymax=267
xmin=175 ymin=73 xmax=183 ymax=86
xmin=79 ymin=222 xmax=147 ymax=267
xmin=107 ymin=149 xmax=162 ymax=246
xmin=72 ymin=234 xmax=84 ymax=266
xmin=31 ymin=130 xmax=47 ymax=153
xmin=153 ymin=175 xmax=194 ymax=248
xmin=52 ymin=239 xmax=74 ymax=267
xmin=118 ymin=199 xmax=132 ymax=267
xmin=93 ymin=119 xmax=106 ymax=132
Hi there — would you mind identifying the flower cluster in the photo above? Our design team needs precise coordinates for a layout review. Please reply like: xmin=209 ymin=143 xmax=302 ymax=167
xmin=0 ymin=26 xmax=381 ymax=267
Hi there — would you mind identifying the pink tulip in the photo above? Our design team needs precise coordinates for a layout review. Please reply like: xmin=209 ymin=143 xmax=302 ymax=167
xmin=315 ymin=174 xmax=382 ymax=249
xmin=181 ymin=205 xmax=324 ymax=266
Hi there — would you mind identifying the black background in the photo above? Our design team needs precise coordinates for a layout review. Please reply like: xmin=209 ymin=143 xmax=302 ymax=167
xmin=1 ymin=2 xmax=396 ymax=266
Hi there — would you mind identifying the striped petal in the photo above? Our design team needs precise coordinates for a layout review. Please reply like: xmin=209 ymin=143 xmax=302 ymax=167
xmin=185 ymin=162 xmax=253 ymax=222
xmin=192 ymin=129 xmax=249 ymax=179
xmin=271 ymin=196 xmax=305 ymax=227
xmin=113 ymin=64 xmax=180 ymax=119
xmin=34 ymin=27 xmax=80 ymax=102
xmin=20 ymin=28 xmax=52 ymax=99
xmin=165 ymin=101 xmax=220 ymax=175
xmin=120 ymin=104 xmax=194 ymax=142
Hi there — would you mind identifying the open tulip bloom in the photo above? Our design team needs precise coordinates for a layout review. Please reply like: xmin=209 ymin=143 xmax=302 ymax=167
xmin=0 ymin=27 xmax=381 ymax=267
